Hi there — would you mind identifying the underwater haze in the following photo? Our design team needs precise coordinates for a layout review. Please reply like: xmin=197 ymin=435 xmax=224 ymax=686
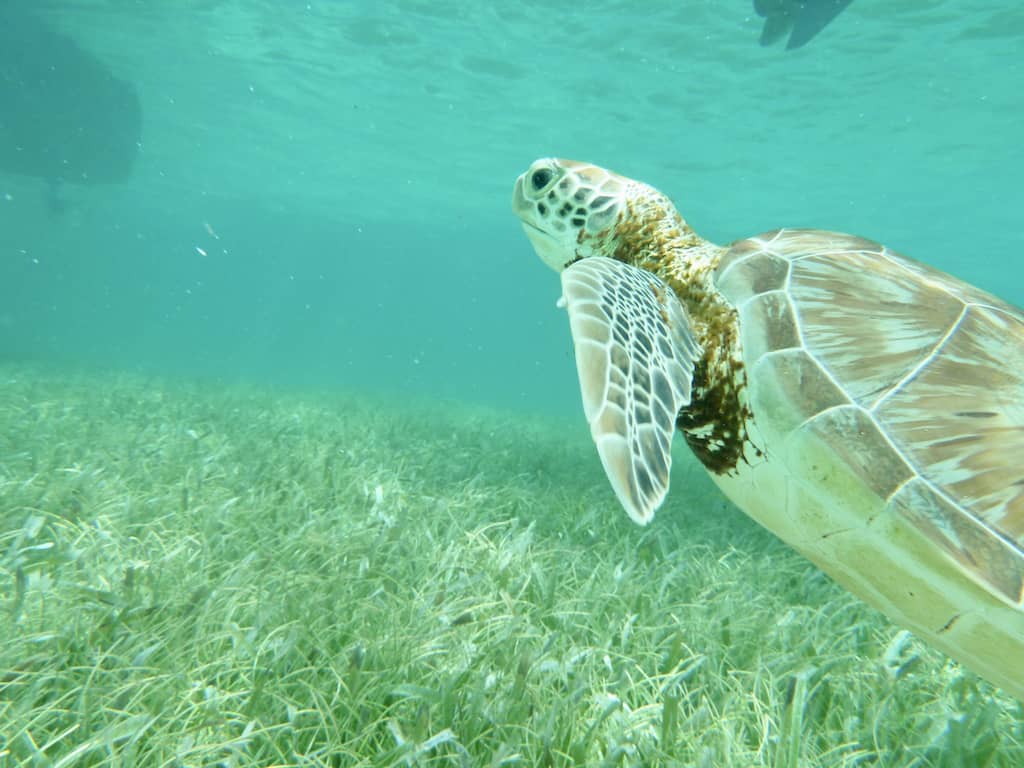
xmin=0 ymin=0 xmax=1021 ymax=413
xmin=3 ymin=2 xmax=1024 ymax=766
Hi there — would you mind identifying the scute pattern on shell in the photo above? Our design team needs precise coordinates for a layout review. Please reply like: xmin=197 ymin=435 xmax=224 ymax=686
xmin=715 ymin=228 xmax=1024 ymax=606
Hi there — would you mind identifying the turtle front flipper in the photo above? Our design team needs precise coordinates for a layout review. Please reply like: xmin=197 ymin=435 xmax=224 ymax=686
xmin=560 ymin=257 xmax=702 ymax=524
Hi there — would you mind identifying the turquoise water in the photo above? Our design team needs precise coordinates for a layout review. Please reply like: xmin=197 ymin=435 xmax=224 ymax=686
xmin=1 ymin=0 xmax=1022 ymax=415
xmin=3 ymin=4 xmax=1024 ymax=762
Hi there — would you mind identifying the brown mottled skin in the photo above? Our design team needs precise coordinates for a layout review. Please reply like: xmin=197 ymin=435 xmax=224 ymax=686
xmin=589 ymin=194 xmax=758 ymax=475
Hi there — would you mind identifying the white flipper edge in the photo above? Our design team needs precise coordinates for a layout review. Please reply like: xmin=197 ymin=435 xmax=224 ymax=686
xmin=560 ymin=257 xmax=702 ymax=524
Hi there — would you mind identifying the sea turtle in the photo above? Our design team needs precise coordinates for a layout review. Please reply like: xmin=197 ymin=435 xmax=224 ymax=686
xmin=511 ymin=158 xmax=1024 ymax=700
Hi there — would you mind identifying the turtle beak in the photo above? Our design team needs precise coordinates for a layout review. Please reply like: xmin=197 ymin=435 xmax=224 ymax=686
xmin=511 ymin=174 xmax=530 ymax=217
xmin=513 ymin=175 xmax=562 ymax=272
xmin=519 ymin=221 xmax=565 ymax=273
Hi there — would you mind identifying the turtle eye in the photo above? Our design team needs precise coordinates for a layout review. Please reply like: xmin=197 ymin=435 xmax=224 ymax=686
xmin=530 ymin=168 xmax=553 ymax=191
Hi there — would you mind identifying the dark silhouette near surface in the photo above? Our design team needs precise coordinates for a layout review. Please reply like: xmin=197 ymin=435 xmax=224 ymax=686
xmin=0 ymin=6 xmax=142 ymax=188
xmin=755 ymin=0 xmax=855 ymax=50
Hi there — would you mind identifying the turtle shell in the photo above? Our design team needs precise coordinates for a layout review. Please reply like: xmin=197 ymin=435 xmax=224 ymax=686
xmin=713 ymin=228 xmax=1024 ymax=698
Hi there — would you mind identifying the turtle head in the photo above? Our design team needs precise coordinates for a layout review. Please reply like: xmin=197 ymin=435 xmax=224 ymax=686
xmin=512 ymin=158 xmax=633 ymax=271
